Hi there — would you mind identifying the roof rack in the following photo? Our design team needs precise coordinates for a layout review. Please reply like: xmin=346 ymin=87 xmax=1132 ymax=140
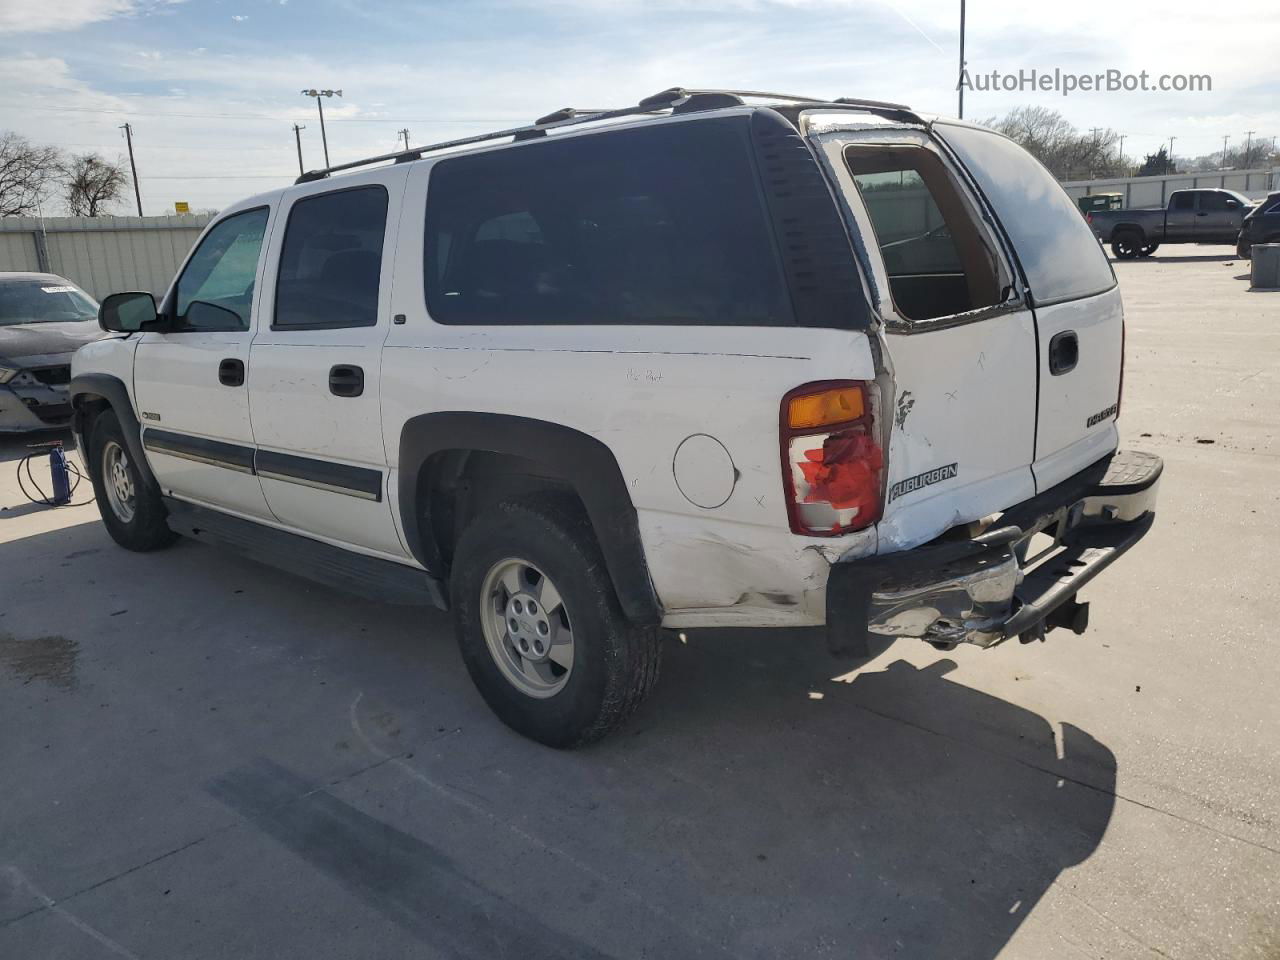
xmin=294 ymin=87 xmax=923 ymax=185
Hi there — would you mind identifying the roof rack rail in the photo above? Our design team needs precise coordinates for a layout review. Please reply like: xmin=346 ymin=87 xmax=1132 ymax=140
xmin=294 ymin=101 xmax=662 ymax=184
xmin=293 ymin=86 xmax=923 ymax=185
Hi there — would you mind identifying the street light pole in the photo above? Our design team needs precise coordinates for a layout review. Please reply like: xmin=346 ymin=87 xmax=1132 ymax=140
xmin=957 ymin=0 xmax=966 ymax=119
xmin=300 ymin=88 xmax=342 ymax=168
xmin=292 ymin=123 xmax=306 ymax=176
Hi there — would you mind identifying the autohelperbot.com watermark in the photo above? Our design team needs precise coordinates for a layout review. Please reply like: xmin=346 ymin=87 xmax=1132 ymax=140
xmin=958 ymin=68 xmax=1212 ymax=97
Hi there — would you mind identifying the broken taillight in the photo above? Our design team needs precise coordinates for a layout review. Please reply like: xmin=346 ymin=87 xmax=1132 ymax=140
xmin=780 ymin=381 xmax=884 ymax=536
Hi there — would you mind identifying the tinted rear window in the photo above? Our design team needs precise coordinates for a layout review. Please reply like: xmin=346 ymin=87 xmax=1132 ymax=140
xmin=423 ymin=118 xmax=792 ymax=326
xmin=275 ymin=186 xmax=388 ymax=330
xmin=935 ymin=123 xmax=1115 ymax=306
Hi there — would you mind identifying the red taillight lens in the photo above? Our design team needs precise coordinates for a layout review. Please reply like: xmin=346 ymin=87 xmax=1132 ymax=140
xmin=781 ymin=381 xmax=884 ymax=536
xmin=1086 ymin=212 xmax=1093 ymax=224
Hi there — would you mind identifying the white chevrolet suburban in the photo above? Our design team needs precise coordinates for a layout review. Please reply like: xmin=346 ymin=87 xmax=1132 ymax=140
xmin=70 ymin=89 xmax=1160 ymax=747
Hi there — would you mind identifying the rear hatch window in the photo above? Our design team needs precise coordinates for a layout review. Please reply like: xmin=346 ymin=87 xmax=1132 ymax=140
xmin=934 ymin=122 xmax=1115 ymax=307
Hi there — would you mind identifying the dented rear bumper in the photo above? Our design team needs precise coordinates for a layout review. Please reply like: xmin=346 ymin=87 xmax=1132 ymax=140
xmin=826 ymin=449 xmax=1162 ymax=652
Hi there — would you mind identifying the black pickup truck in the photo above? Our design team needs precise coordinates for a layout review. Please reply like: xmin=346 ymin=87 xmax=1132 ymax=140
xmin=1087 ymin=188 xmax=1256 ymax=259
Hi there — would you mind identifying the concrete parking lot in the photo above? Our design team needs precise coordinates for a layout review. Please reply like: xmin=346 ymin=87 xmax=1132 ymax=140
xmin=2 ymin=245 xmax=1277 ymax=959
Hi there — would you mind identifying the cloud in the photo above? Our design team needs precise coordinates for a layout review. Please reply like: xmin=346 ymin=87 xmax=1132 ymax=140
xmin=0 ymin=0 xmax=182 ymax=33
xmin=231 ymin=14 xmax=248 ymax=21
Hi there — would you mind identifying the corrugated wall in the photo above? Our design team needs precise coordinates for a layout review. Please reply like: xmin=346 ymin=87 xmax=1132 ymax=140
xmin=1062 ymin=168 xmax=1280 ymax=209
xmin=0 ymin=214 xmax=213 ymax=300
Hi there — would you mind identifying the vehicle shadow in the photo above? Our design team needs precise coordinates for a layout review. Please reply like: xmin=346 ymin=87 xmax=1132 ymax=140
xmin=598 ymin=629 xmax=1119 ymax=958
xmin=1110 ymin=252 xmax=1238 ymax=264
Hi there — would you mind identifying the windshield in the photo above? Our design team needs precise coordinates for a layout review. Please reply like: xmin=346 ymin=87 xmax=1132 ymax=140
xmin=0 ymin=280 xmax=99 ymax=326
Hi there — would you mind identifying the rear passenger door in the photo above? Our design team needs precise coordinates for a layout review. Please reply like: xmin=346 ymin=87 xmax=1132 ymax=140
xmin=1165 ymin=191 xmax=1197 ymax=240
xmin=247 ymin=169 xmax=411 ymax=560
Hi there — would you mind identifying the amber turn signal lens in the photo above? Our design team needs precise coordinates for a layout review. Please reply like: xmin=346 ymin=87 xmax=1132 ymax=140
xmin=787 ymin=386 xmax=865 ymax=430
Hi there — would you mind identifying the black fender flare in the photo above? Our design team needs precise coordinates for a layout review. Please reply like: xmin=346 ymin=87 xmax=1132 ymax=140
xmin=398 ymin=412 xmax=662 ymax=625
xmin=1109 ymin=223 xmax=1148 ymax=241
xmin=68 ymin=373 xmax=159 ymax=494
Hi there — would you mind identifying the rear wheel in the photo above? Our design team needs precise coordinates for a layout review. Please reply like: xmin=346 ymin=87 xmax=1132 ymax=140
xmin=450 ymin=498 xmax=661 ymax=748
xmin=1138 ymin=242 xmax=1159 ymax=257
xmin=89 ymin=410 xmax=177 ymax=552
xmin=1111 ymin=233 xmax=1143 ymax=259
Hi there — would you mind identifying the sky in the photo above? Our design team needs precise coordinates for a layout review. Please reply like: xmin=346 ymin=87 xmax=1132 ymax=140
xmin=1 ymin=0 xmax=1276 ymax=215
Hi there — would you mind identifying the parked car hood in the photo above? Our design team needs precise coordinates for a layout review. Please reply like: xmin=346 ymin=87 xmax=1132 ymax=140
xmin=0 ymin=320 xmax=103 ymax=361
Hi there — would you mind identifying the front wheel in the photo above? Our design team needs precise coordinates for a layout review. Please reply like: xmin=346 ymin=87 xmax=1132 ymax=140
xmin=88 ymin=410 xmax=177 ymax=552
xmin=450 ymin=498 xmax=661 ymax=748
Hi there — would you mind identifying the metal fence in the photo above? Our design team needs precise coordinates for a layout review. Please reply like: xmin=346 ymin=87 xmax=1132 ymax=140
xmin=1061 ymin=168 xmax=1280 ymax=210
xmin=0 ymin=213 xmax=213 ymax=301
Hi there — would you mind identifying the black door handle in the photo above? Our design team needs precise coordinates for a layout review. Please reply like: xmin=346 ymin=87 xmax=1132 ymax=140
xmin=1048 ymin=331 xmax=1079 ymax=376
xmin=218 ymin=358 xmax=244 ymax=387
xmin=328 ymin=364 xmax=364 ymax=398
xmin=1196 ymin=212 xmax=1208 ymax=217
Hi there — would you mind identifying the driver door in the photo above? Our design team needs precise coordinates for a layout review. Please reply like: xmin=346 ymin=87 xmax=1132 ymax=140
xmin=132 ymin=205 xmax=276 ymax=520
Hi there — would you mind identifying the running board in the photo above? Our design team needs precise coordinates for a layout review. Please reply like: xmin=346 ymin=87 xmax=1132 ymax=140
xmin=163 ymin=499 xmax=447 ymax=609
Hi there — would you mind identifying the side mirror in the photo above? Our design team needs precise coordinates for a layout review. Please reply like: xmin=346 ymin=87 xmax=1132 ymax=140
xmin=1226 ymin=199 xmax=1241 ymax=209
xmin=99 ymin=291 xmax=158 ymax=333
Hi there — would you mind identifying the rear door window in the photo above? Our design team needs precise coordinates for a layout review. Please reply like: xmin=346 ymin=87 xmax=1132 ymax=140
xmin=274 ymin=186 xmax=389 ymax=330
xmin=423 ymin=118 xmax=792 ymax=326
xmin=1172 ymin=192 xmax=1196 ymax=210
xmin=934 ymin=122 xmax=1115 ymax=307
xmin=844 ymin=145 xmax=1007 ymax=323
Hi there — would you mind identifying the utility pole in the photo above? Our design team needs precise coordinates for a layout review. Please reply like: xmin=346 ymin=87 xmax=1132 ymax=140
xmin=1118 ymin=134 xmax=1126 ymax=170
xmin=292 ymin=123 xmax=306 ymax=176
xmin=1168 ymin=136 xmax=1176 ymax=174
xmin=398 ymin=128 xmax=411 ymax=151
xmin=119 ymin=123 xmax=143 ymax=216
xmin=957 ymin=0 xmax=966 ymax=119
xmin=301 ymin=89 xmax=342 ymax=168
xmin=1222 ymin=135 xmax=1230 ymax=169
xmin=1244 ymin=130 xmax=1256 ymax=168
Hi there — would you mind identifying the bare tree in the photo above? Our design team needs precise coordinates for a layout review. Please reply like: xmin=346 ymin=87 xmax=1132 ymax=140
xmin=62 ymin=153 xmax=129 ymax=217
xmin=980 ymin=106 xmax=1128 ymax=180
xmin=0 ymin=131 xmax=63 ymax=217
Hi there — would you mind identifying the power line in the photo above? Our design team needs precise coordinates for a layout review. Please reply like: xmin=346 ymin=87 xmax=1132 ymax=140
xmin=0 ymin=103 xmax=527 ymax=124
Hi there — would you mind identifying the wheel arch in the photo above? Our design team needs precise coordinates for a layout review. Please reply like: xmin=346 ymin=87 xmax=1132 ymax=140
xmin=398 ymin=412 xmax=662 ymax=625
xmin=68 ymin=373 xmax=158 ymax=493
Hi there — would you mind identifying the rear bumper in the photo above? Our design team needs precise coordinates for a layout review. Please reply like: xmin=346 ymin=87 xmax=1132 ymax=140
xmin=826 ymin=449 xmax=1162 ymax=652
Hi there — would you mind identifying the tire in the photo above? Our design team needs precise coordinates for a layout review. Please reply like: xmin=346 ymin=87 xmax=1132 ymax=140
xmin=1111 ymin=234 xmax=1143 ymax=259
xmin=1139 ymin=242 xmax=1159 ymax=257
xmin=88 ymin=409 xmax=177 ymax=552
xmin=450 ymin=497 xmax=661 ymax=748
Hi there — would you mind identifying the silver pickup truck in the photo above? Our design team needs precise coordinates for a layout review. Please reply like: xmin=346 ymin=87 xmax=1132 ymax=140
xmin=1088 ymin=188 xmax=1254 ymax=258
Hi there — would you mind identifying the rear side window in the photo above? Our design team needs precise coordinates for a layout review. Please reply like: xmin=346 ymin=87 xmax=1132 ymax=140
xmin=1172 ymin=192 xmax=1196 ymax=211
xmin=274 ymin=186 xmax=388 ymax=330
xmin=423 ymin=118 xmax=792 ymax=326
xmin=935 ymin=123 xmax=1115 ymax=307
